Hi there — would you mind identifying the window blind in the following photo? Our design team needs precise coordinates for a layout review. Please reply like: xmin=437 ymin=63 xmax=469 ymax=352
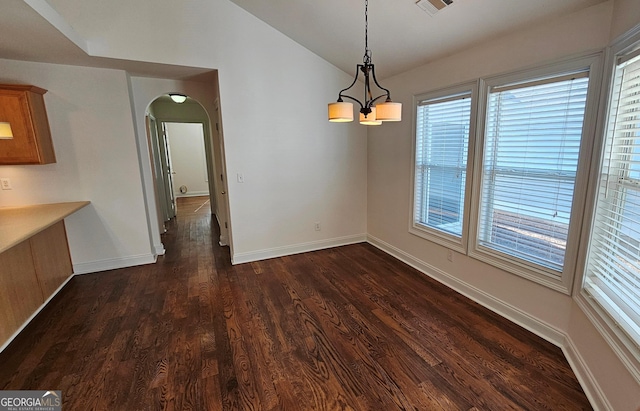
xmin=414 ymin=93 xmax=471 ymax=236
xmin=585 ymin=53 xmax=640 ymax=345
xmin=478 ymin=73 xmax=589 ymax=272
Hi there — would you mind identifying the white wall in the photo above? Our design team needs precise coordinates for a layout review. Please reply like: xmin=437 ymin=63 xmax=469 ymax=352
xmin=0 ymin=58 xmax=154 ymax=273
xmin=88 ymin=0 xmax=368 ymax=262
xmin=367 ymin=2 xmax=640 ymax=410
xmin=610 ymin=0 xmax=640 ymax=39
xmin=165 ymin=122 xmax=209 ymax=197
xmin=23 ymin=0 xmax=367 ymax=264
xmin=369 ymin=0 xmax=613 ymax=330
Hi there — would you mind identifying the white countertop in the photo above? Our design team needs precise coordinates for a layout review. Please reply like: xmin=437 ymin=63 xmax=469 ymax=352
xmin=0 ymin=201 xmax=90 ymax=253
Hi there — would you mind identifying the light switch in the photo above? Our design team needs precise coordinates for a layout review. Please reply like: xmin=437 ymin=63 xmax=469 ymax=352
xmin=1 ymin=178 xmax=12 ymax=190
xmin=237 ymin=173 xmax=244 ymax=183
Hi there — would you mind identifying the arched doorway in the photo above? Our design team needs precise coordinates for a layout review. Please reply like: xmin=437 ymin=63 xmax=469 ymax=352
xmin=144 ymin=93 xmax=230 ymax=250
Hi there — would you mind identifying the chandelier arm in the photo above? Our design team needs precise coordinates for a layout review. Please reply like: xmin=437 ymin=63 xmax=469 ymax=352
xmin=369 ymin=94 xmax=391 ymax=106
xmin=369 ymin=64 xmax=393 ymax=101
xmin=335 ymin=65 xmax=363 ymax=101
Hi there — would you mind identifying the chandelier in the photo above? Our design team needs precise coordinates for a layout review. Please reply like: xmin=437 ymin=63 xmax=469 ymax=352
xmin=328 ymin=0 xmax=402 ymax=125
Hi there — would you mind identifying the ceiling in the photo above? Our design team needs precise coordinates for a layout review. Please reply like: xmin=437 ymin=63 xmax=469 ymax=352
xmin=0 ymin=0 xmax=608 ymax=80
xmin=0 ymin=0 xmax=216 ymax=81
xmin=226 ymin=0 xmax=608 ymax=78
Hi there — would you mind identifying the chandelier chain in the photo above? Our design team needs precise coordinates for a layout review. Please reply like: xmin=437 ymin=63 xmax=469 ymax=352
xmin=364 ymin=0 xmax=371 ymax=65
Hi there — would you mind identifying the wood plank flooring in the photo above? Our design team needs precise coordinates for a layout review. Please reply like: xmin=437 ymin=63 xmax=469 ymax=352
xmin=0 ymin=196 xmax=592 ymax=410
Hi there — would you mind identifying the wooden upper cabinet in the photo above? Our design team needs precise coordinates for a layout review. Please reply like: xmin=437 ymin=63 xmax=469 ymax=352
xmin=0 ymin=84 xmax=56 ymax=165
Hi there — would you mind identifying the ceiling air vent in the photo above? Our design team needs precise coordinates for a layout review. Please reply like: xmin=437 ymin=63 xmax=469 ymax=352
xmin=416 ymin=0 xmax=453 ymax=16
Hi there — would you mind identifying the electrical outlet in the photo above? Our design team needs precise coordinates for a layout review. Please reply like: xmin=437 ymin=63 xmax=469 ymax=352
xmin=447 ymin=249 xmax=454 ymax=262
xmin=314 ymin=222 xmax=321 ymax=231
xmin=0 ymin=178 xmax=12 ymax=190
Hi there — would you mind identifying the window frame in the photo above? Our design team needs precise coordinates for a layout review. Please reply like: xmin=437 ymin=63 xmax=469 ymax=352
xmin=575 ymin=28 xmax=640 ymax=379
xmin=466 ymin=53 xmax=603 ymax=294
xmin=409 ymin=82 xmax=478 ymax=253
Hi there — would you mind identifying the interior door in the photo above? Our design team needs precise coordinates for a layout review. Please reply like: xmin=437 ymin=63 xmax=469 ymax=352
xmin=161 ymin=122 xmax=176 ymax=219
xmin=202 ymin=122 xmax=217 ymax=215
xmin=212 ymin=101 xmax=230 ymax=246
xmin=147 ymin=115 xmax=168 ymax=230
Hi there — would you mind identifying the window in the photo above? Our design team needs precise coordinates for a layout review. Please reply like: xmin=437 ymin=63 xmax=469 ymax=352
xmin=411 ymin=84 xmax=476 ymax=250
xmin=477 ymin=73 xmax=588 ymax=271
xmin=468 ymin=55 xmax=601 ymax=292
xmin=584 ymin=49 xmax=640 ymax=347
xmin=409 ymin=55 xmax=600 ymax=292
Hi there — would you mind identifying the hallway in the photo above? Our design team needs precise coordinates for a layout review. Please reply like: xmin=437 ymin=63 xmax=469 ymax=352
xmin=0 ymin=196 xmax=591 ymax=410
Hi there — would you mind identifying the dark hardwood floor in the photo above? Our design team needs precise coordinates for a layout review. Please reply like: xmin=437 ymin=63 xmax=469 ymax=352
xmin=0 ymin=196 xmax=592 ymax=410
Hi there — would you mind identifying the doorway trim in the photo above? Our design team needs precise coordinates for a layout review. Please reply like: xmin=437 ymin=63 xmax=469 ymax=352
xmin=143 ymin=95 xmax=231 ymax=253
xmin=212 ymin=98 xmax=232 ymax=250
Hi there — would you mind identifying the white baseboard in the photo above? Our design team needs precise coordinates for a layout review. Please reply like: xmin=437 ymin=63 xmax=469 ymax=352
xmin=231 ymin=234 xmax=367 ymax=265
xmin=562 ymin=335 xmax=612 ymax=411
xmin=367 ymin=234 xmax=615 ymax=410
xmin=72 ymin=253 xmax=157 ymax=275
xmin=366 ymin=234 xmax=565 ymax=345
xmin=154 ymin=243 xmax=166 ymax=256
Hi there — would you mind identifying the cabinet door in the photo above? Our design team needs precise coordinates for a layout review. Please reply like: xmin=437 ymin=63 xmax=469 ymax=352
xmin=31 ymin=221 xmax=73 ymax=298
xmin=0 ymin=241 xmax=45 ymax=344
xmin=0 ymin=86 xmax=55 ymax=164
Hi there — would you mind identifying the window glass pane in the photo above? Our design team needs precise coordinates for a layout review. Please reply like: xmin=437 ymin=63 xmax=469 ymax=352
xmin=414 ymin=94 xmax=471 ymax=237
xmin=585 ymin=53 xmax=640 ymax=345
xmin=478 ymin=75 xmax=589 ymax=271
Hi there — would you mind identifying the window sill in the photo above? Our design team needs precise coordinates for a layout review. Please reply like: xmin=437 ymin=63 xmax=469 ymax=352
xmin=467 ymin=245 xmax=572 ymax=295
xmin=409 ymin=223 xmax=466 ymax=254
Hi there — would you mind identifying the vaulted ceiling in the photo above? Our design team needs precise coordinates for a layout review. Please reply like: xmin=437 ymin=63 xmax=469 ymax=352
xmin=225 ymin=0 xmax=608 ymax=78
xmin=1 ymin=0 xmax=609 ymax=79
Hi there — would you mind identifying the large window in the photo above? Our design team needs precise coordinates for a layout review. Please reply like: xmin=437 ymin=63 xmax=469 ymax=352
xmin=476 ymin=72 xmax=589 ymax=274
xmin=411 ymin=84 xmax=476 ymax=250
xmin=584 ymin=49 xmax=640 ymax=347
xmin=468 ymin=60 xmax=602 ymax=293
xmin=411 ymin=55 xmax=601 ymax=292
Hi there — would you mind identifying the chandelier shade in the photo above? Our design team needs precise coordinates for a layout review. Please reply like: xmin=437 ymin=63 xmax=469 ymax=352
xmin=327 ymin=0 xmax=401 ymax=125
xmin=328 ymin=101 xmax=354 ymax=122
xmin=375 ymin=101 xmax=402 ymax=122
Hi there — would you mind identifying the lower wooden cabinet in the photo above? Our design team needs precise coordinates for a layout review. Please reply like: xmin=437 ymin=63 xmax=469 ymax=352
xmin=31 ymin=221 xmax=73 ymax=298
xmin=0 ymin=220 xmax=72 ymax=345
xmin=0 ymin=240 xmax=43 ymax=344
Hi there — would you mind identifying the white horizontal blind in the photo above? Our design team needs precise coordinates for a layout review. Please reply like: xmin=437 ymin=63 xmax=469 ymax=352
xmin=585 ymin=53 xmax=640 ymax=345
xmin=478 ymin=73 xmax=589 ymax=272
xmin=414 ymin=93 xmax=471 ymax=236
